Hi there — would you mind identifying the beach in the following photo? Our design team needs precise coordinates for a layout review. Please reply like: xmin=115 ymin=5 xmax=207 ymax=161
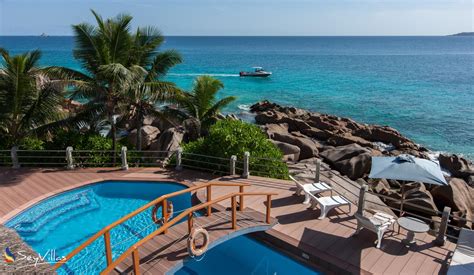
xmin=0 ymin=35 xmax=472 ymax=159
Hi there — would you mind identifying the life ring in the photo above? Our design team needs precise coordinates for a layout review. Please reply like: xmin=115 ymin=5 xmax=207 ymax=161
xmin=187 ymin=228 xmax=209 ymax=257
xmin=151 ymin=201 xmax=174 ymax=225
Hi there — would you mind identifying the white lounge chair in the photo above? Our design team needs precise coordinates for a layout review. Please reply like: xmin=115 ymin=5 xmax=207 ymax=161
xmin=303 ymin=189 xmax=351 ymax=219
xmin=289 ymin=175 xmax=332 ymax=204
xmin=448 ymin=228 xmax=474 ymax=275
xmin=352 ymin=212 xmax=395 ymax=249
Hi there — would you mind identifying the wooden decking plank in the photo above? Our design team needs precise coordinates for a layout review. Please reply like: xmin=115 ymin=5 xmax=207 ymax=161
xmin=115 ymin=209 xmax=271 ymax=274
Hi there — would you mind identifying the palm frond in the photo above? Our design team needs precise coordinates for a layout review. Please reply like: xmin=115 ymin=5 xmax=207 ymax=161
xmin=146 ymin=50 xmax=183 ymax=81
xmin=202 ymin=96 xmax=237 ymax=121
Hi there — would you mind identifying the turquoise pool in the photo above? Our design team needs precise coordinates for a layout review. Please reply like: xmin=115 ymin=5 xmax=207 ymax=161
xmin=6 ymin=180 xmax=190 ymax=274
xmin=176 ymin=235 xmax=319 ymax=275
xmin=6 ymin=180 xmax=320 ymax=275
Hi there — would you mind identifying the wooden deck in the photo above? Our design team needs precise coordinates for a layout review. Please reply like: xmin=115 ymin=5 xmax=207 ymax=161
xmin=115 ymin=210 xmax=275 ymax=274
xmin=201 ymin=176 xmax=456 ymax=275
xmin=0 ymin=167 xmax=455 ymax=274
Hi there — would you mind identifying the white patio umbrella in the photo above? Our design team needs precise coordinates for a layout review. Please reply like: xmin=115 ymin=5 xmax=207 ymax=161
xmin=368 ymin=154 xmax=448 ymax=214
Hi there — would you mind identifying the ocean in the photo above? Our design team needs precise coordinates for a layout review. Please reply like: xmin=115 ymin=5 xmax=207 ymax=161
xmin=0 ymin=36 xmax=473 ymax=159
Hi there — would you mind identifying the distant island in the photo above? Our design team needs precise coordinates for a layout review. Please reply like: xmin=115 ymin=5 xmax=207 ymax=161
xmin=450 ymin=32 xmax=474 ymax=36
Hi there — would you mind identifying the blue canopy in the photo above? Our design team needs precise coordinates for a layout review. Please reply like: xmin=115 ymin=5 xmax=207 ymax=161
xmin=369 ymin=154 xmax=448 ymax=186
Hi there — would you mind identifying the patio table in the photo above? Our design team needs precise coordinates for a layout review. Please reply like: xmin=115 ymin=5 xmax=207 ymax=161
xmin=397 ymin=216 xmax=429 ymax=246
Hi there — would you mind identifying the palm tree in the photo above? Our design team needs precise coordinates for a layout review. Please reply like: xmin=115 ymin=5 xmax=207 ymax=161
xmin=169 ymin=75 xmax=236 ymax=138
xmin=121 ymin=68 xmax=182 ymax=151
xmin=48 ymin=10 xmax=182 ymax=159
xmin=0 ymin=48 xmax=66 ymax=147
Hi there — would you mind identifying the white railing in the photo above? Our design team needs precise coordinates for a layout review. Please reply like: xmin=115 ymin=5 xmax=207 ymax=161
xmin=0 ymin=147 xmax=260 ymax=178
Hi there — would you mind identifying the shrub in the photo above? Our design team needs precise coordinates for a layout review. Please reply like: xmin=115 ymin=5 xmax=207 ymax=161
xmin=44 ymin=130 xmax=129 ymax=167
xmin=182 ymin=119 xmax=289 ymax=179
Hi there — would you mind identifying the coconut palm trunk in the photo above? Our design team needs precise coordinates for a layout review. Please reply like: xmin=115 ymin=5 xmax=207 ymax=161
xmin=135 ymin=109 xmax=144 ymax=151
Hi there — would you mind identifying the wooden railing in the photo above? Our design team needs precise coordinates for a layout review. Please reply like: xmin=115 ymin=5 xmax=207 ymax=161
xmin=53 ymin=182 xmax=253 ymax=271
xmin=101 ymin=191 xmax=276 ymax=274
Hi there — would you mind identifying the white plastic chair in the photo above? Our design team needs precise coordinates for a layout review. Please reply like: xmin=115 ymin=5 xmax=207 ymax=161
xmin=289 ymin=175 xmax=332 ymax=204
xmin=352 ymin=212 xmax=395 ymax=249
xmin=303 ymin=189 xmax=352 ymax=219
xmin=448 ymin=228 xmax=474 ymax=275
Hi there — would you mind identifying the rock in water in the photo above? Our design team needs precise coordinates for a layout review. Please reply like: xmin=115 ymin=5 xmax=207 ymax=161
xmin=438 ymin=154 xmax=474 ymax=182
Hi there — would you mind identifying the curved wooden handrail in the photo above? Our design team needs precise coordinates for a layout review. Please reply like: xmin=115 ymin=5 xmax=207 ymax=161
xmin=101 ymin=191 xmax=277 ymax=274
xmin=54 ymin=182 xmax=249 ymax=270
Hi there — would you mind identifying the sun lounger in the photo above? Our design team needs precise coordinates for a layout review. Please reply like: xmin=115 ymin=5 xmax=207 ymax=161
xmin=352 ymin=212 xmax=395 ymax=249
xmin=303 ymin=189 xmax=351 ymax=219
xmin=448 ymin=228 xmax=474 ymax=275
xmin=289 ymin=175 xmax=332 ymax=204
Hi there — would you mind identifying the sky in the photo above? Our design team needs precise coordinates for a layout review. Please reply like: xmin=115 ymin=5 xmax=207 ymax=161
xmin=0 ymin=0 xmax=472 ymax=36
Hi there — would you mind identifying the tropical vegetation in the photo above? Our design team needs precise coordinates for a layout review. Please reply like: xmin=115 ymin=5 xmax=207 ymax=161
xmin=0 ymin=11 xmax=289 ymax=178
xmin=167 ymin=75 xmax=236 ymax=139
xmin=48 ymin=10 xmax=182 ymax=155
xmin=182 ymin=120 xmax=289 ymax=179
xmin=0 ymin=48 xmax=66 ymax=148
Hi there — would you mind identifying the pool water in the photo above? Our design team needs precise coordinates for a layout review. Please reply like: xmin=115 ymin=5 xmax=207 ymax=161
xmin=6 ymin=180 xmax=190 ymax=274
xmin=176 ymin=235 xmax=319 ymax=275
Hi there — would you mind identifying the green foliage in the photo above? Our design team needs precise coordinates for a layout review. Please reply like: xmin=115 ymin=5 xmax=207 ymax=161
xmin=182 ymin=120 xmax=289 ymax=179
xmin=168 ymin=76 xmax=236 ymax=137
xmin=47 ymin=10 xmax=183 ymax=155
xmin=44 ymin=130 xmax=128 ymax=167
xmin=0 ymin=48 xmax=66 ymax=147
xmin=20 ymin=137 xmax=45 ymax=150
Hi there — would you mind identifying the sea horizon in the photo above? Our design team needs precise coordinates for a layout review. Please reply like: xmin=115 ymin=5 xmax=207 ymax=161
xmin=1 ymin=35 xmax=473 ymax=159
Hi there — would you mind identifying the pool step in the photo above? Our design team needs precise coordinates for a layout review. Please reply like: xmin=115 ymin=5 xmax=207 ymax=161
xmin=14 ymin=191 xmax=97 ymax=234
xmin=18 ymin=195 xmax=101 ymax=244
xmin=8 ymin=190 xmax=93 ymax=228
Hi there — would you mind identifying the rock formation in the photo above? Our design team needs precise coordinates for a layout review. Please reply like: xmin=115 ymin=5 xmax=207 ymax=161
xmin=251 ymin=100 xmax=474 ymax=229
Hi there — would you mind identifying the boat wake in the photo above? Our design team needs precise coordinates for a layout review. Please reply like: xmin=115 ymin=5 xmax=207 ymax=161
xmin=168 ymin=73 xmax=240 ymax=77
xmin=238 ymin=104 xmax=251 ymax=111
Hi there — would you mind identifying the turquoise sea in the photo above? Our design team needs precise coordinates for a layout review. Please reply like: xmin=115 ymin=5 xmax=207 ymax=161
xmin=0 ymin=36 xmax=473 ymax=159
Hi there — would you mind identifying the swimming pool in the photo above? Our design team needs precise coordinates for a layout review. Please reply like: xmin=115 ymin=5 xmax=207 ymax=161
xmin=176 ymin=235 xmax=319 ymax=275
xmin=6 ymin=180 xmax=190 ymax=274
xmin=6 ymin=180 xmax=320 ymax=274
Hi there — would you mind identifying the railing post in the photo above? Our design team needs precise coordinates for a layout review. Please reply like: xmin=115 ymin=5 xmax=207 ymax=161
xmin=357 ymin=184 xmax=368 ymax=215
xmin=435 ymin=206 xmax=451 ymax=246
xmin=230 ymin=155 xmax=237 ymax=176
xmin=266 ymin=195 xmax=272 ymax=224
xmin=206 ymin=185 xmax=212 ymax=216
xmin=66 ymin=146 xmax=74 ymax=170
xmin=104 ymin=231 xmax=113 ymax=266
xmin=239 ymin=185 xmax=244 ymax=211
xmin=315 ymin=159 xmax=321 ymax=183
xmin=188 ymin=212 xmax=194 ymax=234
xmin=132 ymin=248 xmax=141 ymax=275
xmin=11 ymin=146 xmax=20 ymax=169
xmin=231 ymin=196 xmax=237 ymax=229
xmin=242 ymin=151 xmax=250 ymax=178
xmin=162 ymin=199 xmax=168 ymax=234
xmin=175 ymin=148 xmax=183 ymax=171
xmin=121 ymin=146 xmax=129 ymax=170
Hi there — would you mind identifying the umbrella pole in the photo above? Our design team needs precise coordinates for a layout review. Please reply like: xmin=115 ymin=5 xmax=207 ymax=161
xmin=400 ymin=184 xmax=405 ymax=217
